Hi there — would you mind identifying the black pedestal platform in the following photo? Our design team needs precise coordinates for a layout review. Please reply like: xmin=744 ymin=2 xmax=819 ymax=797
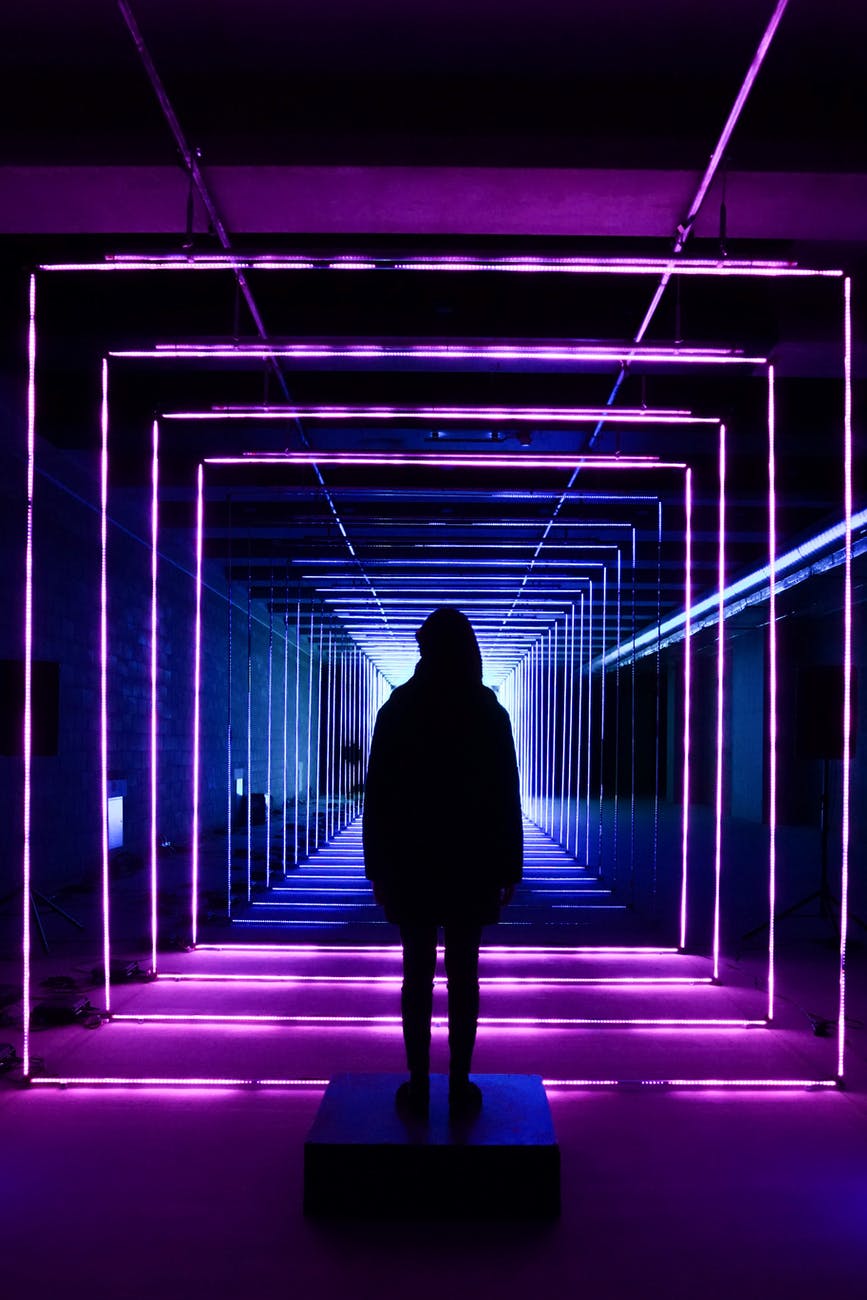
xmin=303 ymin=1073 xmax=560 ymax=1218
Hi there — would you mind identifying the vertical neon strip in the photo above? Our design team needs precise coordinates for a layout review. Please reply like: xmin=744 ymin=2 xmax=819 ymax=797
xmin=245 ymin=573 xmax=252 ymax=901
xmin=564 ymin=616 xmax=569 ymax=842
xmin=265 ymin=585 xmax=273 ymax=888
xmin=630 ymin=529 xmax=637 ymax=902
xmin=565 ymin=605 xmax=575 ymax=852
xmin=548 ymin=626 xmax=556 ymax=832
xmin=282 ymin=590 xmax=289 ymax=872
xmin=100 ymin=359 xmax=111 ymax=1013
xmin=680 ymin=469 xmax=693 ymax=950
xmin=22 ymin=275 xmax=36 ymax=1076
xmin=315 ymin=617 xmax=324 ymax=848
xmin=191 ymin=463 xmax=203 ymax=946
xmin=576 ymin=595 xmax=585 ymax=861
xmin=327 ymin=632 xmax=334 ymax=840
xmin=306 ymin=609 xmax=314 ymax=855
xmin=838 ymin=278 xmax=853 ymax=1080
xmin=713 ymin=426 xmax=726 ymax=981
xmin=294 ymin=601 xmax=300 ymax=862
xmin=597 ymin=569 xmax=608 ymax=876
xmin=225 ymin=533 xmax=233 ymax=917
xmin=767 ymin=368 xmax=777 ymax=1019
xmin=613 ymin=553 xmax=622 ymax=882
xmin=653 ymin=502 xmax=663 ymax=898
xmin=150 ymin=419 xmax=159 ymax=973
xmin=585 ymin=583 xmax=593 ymax=865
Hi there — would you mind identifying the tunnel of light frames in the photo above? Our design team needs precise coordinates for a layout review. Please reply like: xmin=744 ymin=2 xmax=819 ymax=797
xmin=21 ymin=256 xmax=854 ymax=1089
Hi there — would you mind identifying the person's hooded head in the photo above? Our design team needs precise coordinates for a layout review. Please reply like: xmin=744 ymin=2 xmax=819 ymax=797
xmin=415 ymin=607 xmax=483 ymax=686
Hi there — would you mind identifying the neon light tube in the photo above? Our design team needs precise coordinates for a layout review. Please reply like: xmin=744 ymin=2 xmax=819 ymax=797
xmin=43 ymin=253 xmax=843 ymax=275
xmin=156 ymin=972 xmax=714 ymax=986
xmin=680 ymin=469 xmax=693 ymax=951
xmin=22 ymin=275 xmax=36 ymax=1077
xmin=115 ymin=342 xmax=765 ymax=364
xmin=205 ymin=452 xmax=687 ymax=471
xmin=265 ymin=582 xmax=274 ymax=888
xmin=839 ymin=277 xmax=853 ymax=1081
xmin=245 ymin=573 xmax=252 ymax=901
xmin=28 ymin=1077 xmax=837 ymax=1092
xmin=282 ymin=593 xmax=289 ymax=872
xmin=181 ymin=406 xmax=709 ymax=425
xmin=713 ymin=426 xmax=726 ymax=982
xmin=113 ymin=1013 xmax=766 ymax=1029
xmin=150 ymin=419 xmax=159 ymax=973
xmin=191 ymin=463 xmax=203 ymax=946
xmin=306 ymin=609 xmax=314 ymax=857
xmin=767 ymin=370 xmax=777 ymax=1019
xmin=100 ymin=358 xmax=111 ymax=1014
xmin=294 ymin=601 xmax=301 ymax=864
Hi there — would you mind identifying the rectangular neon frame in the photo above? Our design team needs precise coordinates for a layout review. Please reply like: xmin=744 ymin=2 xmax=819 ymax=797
xmin=21 ymin=254 xmax=849 ymax=1092
xmin=199 ymin=450 xmax=693 ymax=942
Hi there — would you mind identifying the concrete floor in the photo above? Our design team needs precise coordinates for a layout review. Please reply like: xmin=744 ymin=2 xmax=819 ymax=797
xmin=4 ymin=819 xmax=866 ymax=1300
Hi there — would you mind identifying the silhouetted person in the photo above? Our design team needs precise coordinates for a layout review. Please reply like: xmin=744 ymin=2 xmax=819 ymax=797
xmin=363 ymin=608 xmax=523 ymax=1118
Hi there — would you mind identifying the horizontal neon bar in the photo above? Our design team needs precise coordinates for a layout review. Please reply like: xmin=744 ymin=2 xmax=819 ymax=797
xmin=157 ymin=973 xmax=713 ymax=986
xmin=113 ymin=1013 xmax=766 ymax=1029
xmin=29 ymin=1076 xmax=838 ymax=1091
xmin=176 ymin=405 xmax=710 ymax=424
xmin=112 ymin=342 xmax=766 ymax=364
xmin=191 ymin=944 xmax=681 ymax=955
xmin=204 ymin=453 xmax=688 ymax=469
xmin=41 ymin=253 xmax=842 ymax=277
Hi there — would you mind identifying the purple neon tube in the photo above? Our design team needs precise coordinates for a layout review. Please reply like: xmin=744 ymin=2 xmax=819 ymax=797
xmin=713 ymin=426 xmax=726 ymax=982
xmin=306 ymin=609 xmax=314 ymax=856
xmin=294 ymin=601 xmax=300 ymax=863
xmin=315 ymin=618 xmax=324 ymax=849
xmin=22 ymin=275 xmax=36 ymax=1076
xmin=680 ymin=470 xmax=693 ymax=951
xmin=100 ymin=359 xmax=111 ymax=1014
xmin=767 ymin=369 xmax=777 ymax=1020
xmin=838 ymin=278 xmax=853 ymax=1080
xmin=265 ymin=583 xmax=273 ymax=888
xmin=150 ymin=419 xmax=159 ymax=972
xmin=191 ymin=463 xmax=204 ymax=946
xmin=585 ymin=584 xmax=593 ymax=865
xmin=282 ymin=591 xmax=289 ymax=872
xmin=245 ymin=572 xmax=252 ymax=901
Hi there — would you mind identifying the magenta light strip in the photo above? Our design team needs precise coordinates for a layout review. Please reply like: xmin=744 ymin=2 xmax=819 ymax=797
xmin=150 ymin=419 xmax=159 ymax=973
xmin=42 ymin=253 xmax=843 ymax=277
xmin=31 ymin=1077 xmax=331 ymax=1088
xmin=713 ymin=426 xmax=726 ymax=982
xmin=680 ymin=469 xmax=693 ymax=950
xmin=22 ymin=275 xmax=36 ymax=1078
xmin=113 ymin=1013 xmax=766 ymax=1029
xmin=175 ymin=405 xmax=709 ymax=425
xmin=204 ymin=453 xmax=687 ymax=471
xmin=28 ymin=1076 xmax=837 ymax=1092
xmin=116 ymin=342 xmax=766 ymax=365
xmin=100 ymin=358 xmax=111 ymax=1014
xmin=191 ymin=463 xmax=204 ymax=946
xmin=838 ymin=278 xmax=853 ymax=1081
xmin=191 ymin=943 xmax=680 ymax=955
xmin=157 ymin=972 xmax=714 ymax=986
xmin=767 ymin=371 xmax=777 ymax=1020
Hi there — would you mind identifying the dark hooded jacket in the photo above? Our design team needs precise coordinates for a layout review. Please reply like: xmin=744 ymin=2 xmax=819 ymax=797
xmin=363 ymin=614 xmax=523 ymax=926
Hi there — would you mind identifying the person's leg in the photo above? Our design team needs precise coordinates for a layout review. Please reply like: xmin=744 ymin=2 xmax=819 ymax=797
xmin=443 ymin=922 xmax=483 ymax=1111
xmin=397 ymin=922 xmax=438 ymax=1111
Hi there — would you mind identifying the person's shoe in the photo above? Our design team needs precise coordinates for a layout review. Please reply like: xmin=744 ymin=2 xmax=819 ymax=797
xmin=448 ymin=1077 xmax=482 ymax=1119
xmin=395 ymin=1077 xmax=430 ymax=1120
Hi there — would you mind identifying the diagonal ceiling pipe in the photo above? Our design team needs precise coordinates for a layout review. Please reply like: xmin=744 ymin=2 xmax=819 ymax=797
xmin=116 ymin=0 xmax=397 ymax=644
xmin=495 ymin=0 xmax=792 ymax=642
